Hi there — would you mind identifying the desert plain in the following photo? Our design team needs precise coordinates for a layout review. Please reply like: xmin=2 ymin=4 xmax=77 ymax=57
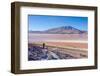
xmin=28 ymin=33 xmax=88 ymax=60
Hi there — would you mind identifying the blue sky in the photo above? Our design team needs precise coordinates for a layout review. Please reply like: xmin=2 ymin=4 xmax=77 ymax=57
xmin=28 ymin=15 xmax=88 ymax=31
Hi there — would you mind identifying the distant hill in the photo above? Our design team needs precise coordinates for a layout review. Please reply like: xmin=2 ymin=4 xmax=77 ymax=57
xmin=29 ymin=26 xmax=87 ymax=34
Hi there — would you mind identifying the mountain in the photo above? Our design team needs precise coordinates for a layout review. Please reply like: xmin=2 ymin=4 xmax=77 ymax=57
xmin=29 ymin=26 xmax=87 ymax=34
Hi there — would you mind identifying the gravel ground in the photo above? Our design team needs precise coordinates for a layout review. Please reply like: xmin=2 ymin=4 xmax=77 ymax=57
xmin=28 ymin=45 xmax=76 ymax=61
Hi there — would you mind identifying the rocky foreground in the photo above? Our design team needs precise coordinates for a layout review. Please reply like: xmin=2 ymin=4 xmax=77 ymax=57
xmin=28 ymin=44 xmax=76 ymax=61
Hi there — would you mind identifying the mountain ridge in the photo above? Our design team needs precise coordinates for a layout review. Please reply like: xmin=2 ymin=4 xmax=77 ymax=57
xmin=29 ymin=26 xmax=87 ymax=34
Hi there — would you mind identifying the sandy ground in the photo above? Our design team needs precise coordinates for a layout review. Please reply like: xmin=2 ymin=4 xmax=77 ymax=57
xmin=29 ymin=33 xmax=88 ymax=49
xmin=44 ymin=42 xmax=88 ymax=49
xmin=29 ymin=33 xmax=88 ymax=43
